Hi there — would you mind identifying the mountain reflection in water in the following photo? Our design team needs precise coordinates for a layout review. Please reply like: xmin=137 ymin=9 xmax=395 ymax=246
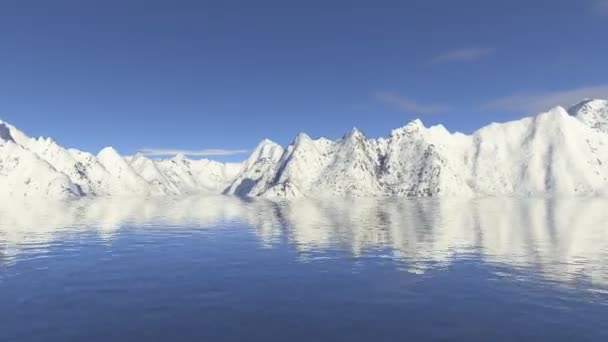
xmin=1 ymin=196 xmax=606 ymax=290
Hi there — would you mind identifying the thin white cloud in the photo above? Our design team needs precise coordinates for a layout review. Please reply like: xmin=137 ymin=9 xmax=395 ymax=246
xmin=375 ymin=91 xmax=448 ymax=114
xmin=429 ymin=47 xmax=495 ymax=64
xmin=139 ymin=148 xmax=248 ymax=157
xmin=483 ymin=84 xmax=608 ymax=114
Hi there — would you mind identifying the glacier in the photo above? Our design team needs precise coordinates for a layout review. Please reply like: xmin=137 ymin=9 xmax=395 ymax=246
xmin=1 ymin=98 xmax=608 ymax=199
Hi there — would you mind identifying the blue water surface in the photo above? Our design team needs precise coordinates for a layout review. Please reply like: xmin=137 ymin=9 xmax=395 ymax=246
xmin=0 ymin=197 xmax=607 ymax=341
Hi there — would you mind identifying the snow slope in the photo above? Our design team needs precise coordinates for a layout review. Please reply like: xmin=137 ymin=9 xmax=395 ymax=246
xmin=568 ymin=98 xmax=608 ymax=133
xmin=0 ymin=120 xmax=274 ymax=199
xmin=223 ymin=139 xmax=284 ymax=196
xmin=0 ymin=123 xmax=81 ymax=199
xmin=1 ymin=98 xmax=608 ymax=199
xmin=231 ymin=99 xmax=608 ymax=197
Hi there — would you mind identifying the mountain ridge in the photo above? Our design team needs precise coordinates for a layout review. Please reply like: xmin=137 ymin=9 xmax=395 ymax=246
xmin=1 ymin=99 xmax=608 ymax=199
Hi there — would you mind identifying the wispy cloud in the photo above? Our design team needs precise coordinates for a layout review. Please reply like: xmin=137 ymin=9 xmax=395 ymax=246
xmin=139 ymin=148 xmax=248 ymax=157
xmin=593 ymin=0 xmax=608 ymax=15
xmin=429 ymin=47 xmax=495 ymax=64
xmin=374 ymin=92 xmax=448 ymax=115
xmin=483 ymin=84 xmax=608 ymax=114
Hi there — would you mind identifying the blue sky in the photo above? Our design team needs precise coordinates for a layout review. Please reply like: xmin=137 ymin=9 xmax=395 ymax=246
xmin=1 ymin=0 xmax=607 ymax=160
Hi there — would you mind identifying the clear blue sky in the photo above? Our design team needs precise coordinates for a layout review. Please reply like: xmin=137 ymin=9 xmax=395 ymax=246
xmin=1 ymin=0 xmax=607 ymax=160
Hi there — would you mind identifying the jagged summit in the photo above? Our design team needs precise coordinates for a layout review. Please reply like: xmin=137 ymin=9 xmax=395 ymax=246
xmin=130 ymin=152 xmax=147 ymax=159
xmin=343 ymin=127 xmax=364 ymax=138
xmin=389 ymin=119 xmax=427 ymax=138
xmin=0 ymin=123 xmax=14 ymax=142
xmin=569 ymin=98 xmax=607 ymax=111
xmin=250 ymin=138 xmax=283 ymax=158
xmin=227 ymin=99 xmax=608 ymax=198
xmin=257 ymin=138 xmax=278 ymax=146
xmin=172 ymin=153 xmax=188 ymax=161
xmin=223 ymin=138 xmax=285 ymax=197
xmin=293 ymin=132 xmax=313 ymax=145
xmin=2 ymin=98 xmax=608 ymax=199
xmin=568 ymin=98 xmax=608 ymax=133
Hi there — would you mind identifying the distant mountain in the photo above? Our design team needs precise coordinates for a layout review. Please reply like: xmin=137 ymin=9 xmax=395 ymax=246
xmin=1 ymin=98 xmax=608 ymax=199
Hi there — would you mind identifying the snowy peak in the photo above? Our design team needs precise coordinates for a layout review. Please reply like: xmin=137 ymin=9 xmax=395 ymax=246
xmin=223 ymin=139 xmax=284 ymax=197
xmin=293 ymin=132 xmax=313 ymax=146
xmin=0 ymin=121 xmax=43 ymax=148
xmin=246 ymin=139 xmax=284 ymax=165
xmin=343 ymin=127 xmax=365 ymax=139
xmin=389 ymin=119 xmax=426 ymax=139
xmin=230 ymin=98 xmax=608 ymax=198
xmin=172 ymin=153 xmax=188 ymax=162
xmin=3 ymin=98 xmax=608 ymax=199
xmin=568 ymin=98 xmax=608 ymax=133
xmin=97 ymin=146 xmax=121 ymax=160
xmin=569 ymin=98 xmax=608 ymax=113
xmin=0 ymin=123 xmax=14 ymax=142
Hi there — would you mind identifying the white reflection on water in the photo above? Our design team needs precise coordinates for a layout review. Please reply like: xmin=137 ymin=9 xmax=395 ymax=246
xmin=0 ymin=196 xmax=607 ymax=289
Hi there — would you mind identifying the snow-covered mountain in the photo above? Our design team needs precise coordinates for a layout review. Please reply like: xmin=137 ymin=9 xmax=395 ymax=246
xmin=229 ymin=98 xmax=608 ymax=198
xmin=0 ymin=120 xmax=272 ymax=199
xmin=1 ymin=98 xmax=608 ymax=199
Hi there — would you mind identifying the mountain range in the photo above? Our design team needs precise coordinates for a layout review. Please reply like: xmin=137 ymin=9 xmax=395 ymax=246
xmin=1 ymin=98 xmax=607 ymax=199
